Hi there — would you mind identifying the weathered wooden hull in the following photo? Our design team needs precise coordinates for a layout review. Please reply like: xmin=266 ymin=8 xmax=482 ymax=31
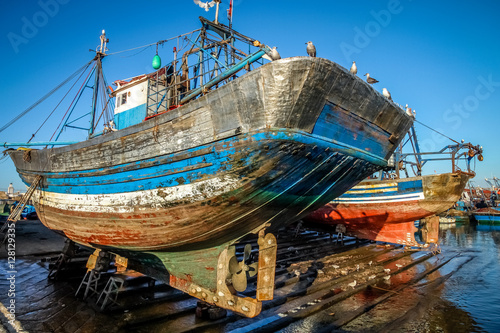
xmin=29 ymin=132 xmax=381 ymax=252
xmin=305 ymin=172 xmax=470 ymax=245
xmin=10 ymin=57 xmax=412 ymax=252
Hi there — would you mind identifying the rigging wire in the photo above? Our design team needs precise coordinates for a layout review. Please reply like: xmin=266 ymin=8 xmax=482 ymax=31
xmin=414 ymin=118 xmax=459 ymax=144
xmin=93 ymin=70 xmax=113 ymax=132
xmin=0 ymin=59 xmax=94 ymax=135
xmin=48 ymin=62 xmax=96 ymax=142
xmin=106 ymin=42 xmax=158 ymax=56
xmin=100 ymin=70 xmax=114 ymax=124
xmin=116 ymin=45 xmax=151 ymax=58
xmin=106 ymin=28 xmax=202 ymax=56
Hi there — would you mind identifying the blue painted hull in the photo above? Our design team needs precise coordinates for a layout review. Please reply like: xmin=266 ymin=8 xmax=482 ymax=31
xmin=474 ymin=213 xmax=500 ymax=224
xmin=17 ymin=129 xmax=381 ymax=251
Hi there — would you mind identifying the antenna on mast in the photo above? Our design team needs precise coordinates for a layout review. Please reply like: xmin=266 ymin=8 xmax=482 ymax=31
xmin=90 ymin=30 xmax=109 ymax=137
xmin=214 ymin=0 xmax=221 ymax=24
xmin=97 ymin=29 xmax=109 ymax=55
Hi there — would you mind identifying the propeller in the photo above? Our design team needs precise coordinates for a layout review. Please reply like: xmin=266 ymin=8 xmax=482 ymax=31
xmin=228 ymin=243 xmax=258 ymax=292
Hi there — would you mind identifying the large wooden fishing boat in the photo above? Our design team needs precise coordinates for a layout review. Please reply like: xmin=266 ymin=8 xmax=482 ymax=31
xmin=5 ymin=15 xmax=412 ymax=316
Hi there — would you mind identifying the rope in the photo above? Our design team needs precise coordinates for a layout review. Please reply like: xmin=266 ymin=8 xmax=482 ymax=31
xmin=116 ymin=45 xmax=151 ymax=58
xmin=414 ymin=119 xmax=459 ymax=144
xmin=106 ymin=28 xmax=202 ymax=56
xmin=0 ymin=59 xmax=93 ymax=134
xmin=92 ymin=71 xmax=113 ymax=133
xmin=48 ymin=62 xmax=96 ymax=142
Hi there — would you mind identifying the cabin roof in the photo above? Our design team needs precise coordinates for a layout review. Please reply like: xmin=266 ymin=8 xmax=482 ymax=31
xmin=112 ymin=67 xmax=167 ymax=95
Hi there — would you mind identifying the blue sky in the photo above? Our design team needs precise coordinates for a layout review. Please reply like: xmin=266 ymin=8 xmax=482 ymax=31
xmin=0 ymin=0 xmax=499 ymax=192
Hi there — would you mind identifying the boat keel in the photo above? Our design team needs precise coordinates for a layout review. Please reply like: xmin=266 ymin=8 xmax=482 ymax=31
xmin=169 ymin=230 xmax=277 ymax=317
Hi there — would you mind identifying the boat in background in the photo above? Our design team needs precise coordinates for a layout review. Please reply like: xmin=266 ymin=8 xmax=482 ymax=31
xmin=20 ymin=204 xmax=36 ymax=219
xmin=472 ymin=208 xmax=500 ymax=225
xmin=305 ymin=172 xmax=470 ymax=246
xmin=305 ymin=125 xmax=483 ymax=247
xmin=4 ymin=13 xmax=412 ymax=316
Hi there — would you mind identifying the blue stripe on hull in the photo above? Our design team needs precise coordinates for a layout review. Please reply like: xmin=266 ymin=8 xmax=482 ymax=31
xmin=339 ymin=179 xmax=423 ymax=200
xmin=31 ymin=145 xmax=380 ymax=252
xmin=20 ymin=130 xmax=387 ymax=195
xmin=312 ymin=102 xmax=389 ymax=158
xmin=474 ymin=215 xmax=500 ymax=223
xmin=398 ymin=180 xmax=422 ymax=193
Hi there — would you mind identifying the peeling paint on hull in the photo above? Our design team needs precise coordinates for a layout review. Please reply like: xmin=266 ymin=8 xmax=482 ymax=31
xmin=31 ymin=133 xmax=380 ymax=251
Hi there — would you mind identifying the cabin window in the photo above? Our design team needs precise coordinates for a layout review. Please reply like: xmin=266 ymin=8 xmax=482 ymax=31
xmin=117 ymin=93 xmax=127 ymax=107
xmin=121 ymin=93 xmax=127 ymax=106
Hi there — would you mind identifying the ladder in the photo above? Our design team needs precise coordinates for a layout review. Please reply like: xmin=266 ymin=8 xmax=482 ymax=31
xmin=76 ymin=270 xmax=103 ymax=299
xmin=1 ymin=175 xmax=41 ymax=243
xmin=6 ymin=175 xmax=42 ymax=223
xmin=96 ymin=275 xmax=125 ymax=310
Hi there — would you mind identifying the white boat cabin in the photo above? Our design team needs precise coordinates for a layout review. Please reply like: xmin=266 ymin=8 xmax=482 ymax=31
xmin=112 ymin=75 xmax=149 ymax=130
xmin=112 ymin=65 xmax=179 ymax=130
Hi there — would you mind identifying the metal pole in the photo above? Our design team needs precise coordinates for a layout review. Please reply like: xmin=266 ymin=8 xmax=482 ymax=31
xmin=89 ymin=56 xmax=101 ymax=137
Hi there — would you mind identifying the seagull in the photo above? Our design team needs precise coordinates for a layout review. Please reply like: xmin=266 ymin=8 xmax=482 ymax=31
xmin=368 ymin=275 xmax=376 ymax=280
xmin=306 ymin=41 xmax=316 ymax=57
xmin=194 ymin=0 xmax=215 ymax=11
xmin=405 ymin=104 xmax=411 ymax=115
xmin=350 ymin=61 xmax=357 ymax=74
xmin=270 ymin=46 xmax=281 ymax=61
xmin=395 ymin=263 xmax=403 ymax=268
xmin=348 ymin=280 xmax=357 ymax=288
xmin=364 ymin=73 xmax=379 ymax=85
xmin=356 ymin=264 xmax=360 ymax=271
xmin=368 ymin=261 xmax=373 ymax=266
xmin=384 ymin=268 xmax=391 ymax=274
xmin=382 ymin=88 xmax=392 ymax=101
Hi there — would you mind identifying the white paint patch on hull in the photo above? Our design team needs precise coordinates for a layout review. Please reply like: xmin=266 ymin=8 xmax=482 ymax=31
xmin=34 ymin=175 xmax=241 ymax=214
xmin=333 ymin=192 xmax=425 ymax=204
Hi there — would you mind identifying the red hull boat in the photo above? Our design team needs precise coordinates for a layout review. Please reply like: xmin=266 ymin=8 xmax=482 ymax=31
xmin=305 ymin=172 xmax=470 ymax=246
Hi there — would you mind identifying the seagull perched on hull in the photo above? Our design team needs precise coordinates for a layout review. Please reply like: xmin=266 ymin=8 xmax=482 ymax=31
xmin=382 ymin=88 xmax=392 ymax=101
xmin=306 ymin=41 xmax=316 ymax=57
xmin=270 ymin=46 xmax=281 ymax=60
xmin=364 ymin=73 xmax=379 ymax=85
xmin=350 ymin=61 xmax=357 ymax=74
xmin=194 ymin=0 xmax=215 ymax=11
